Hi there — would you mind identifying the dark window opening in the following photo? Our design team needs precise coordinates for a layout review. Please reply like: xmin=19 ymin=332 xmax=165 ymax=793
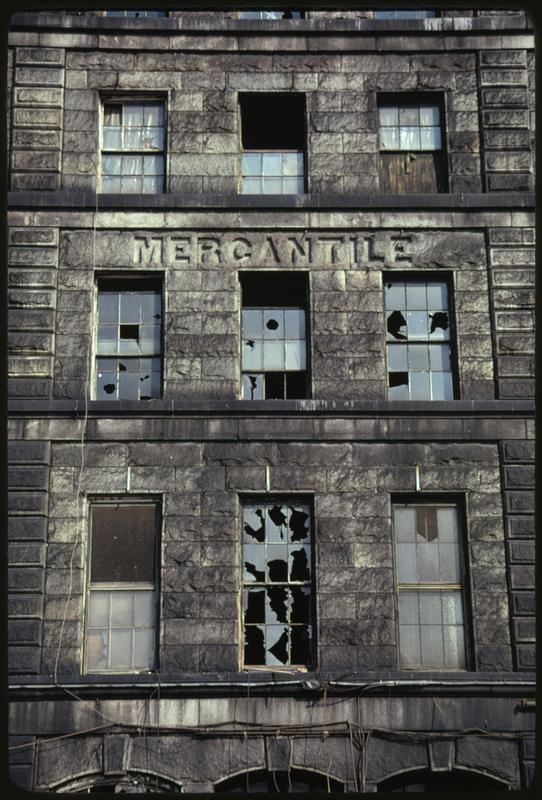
xmin=240 ymin=273 xmax=309 ymax=400
xmin=96 ymin=277 xmax=162 ymax=401
xmin=85 ymin=502 xmax=159 ymax=673
xmin=378 ymin=769 xmax=507 ymax=792
xmin=378 ymin=93 xmax=448 ymax=193
xmin=216 ymin=768 xmax=343 ymax=793
xmin=240 ymin=94 xmax=306 ymax=193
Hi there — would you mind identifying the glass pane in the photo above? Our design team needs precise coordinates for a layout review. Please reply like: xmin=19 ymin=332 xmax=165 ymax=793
xmin=419 ymin=591 xmax=441 ymax=624
xmin=144 ymin=155 xmax=163 ymax=175
xmin=396 ymin=543 xmax=417 ymax=582
xmin=428 ymin=311 xmax=450 ymax=339
xmin=102 ymin=155 xmax=122 ymax=175
xmin=141 ymin=293 xmax=161 ymax=323
xmin=439 ymin=543 xmax=461 ymax=582
xmin=290 ymin=545 xmax=311 ymax=582
xmin=242 ymin=177 xmax=262 ymax=194
xmin=91 ymin=505 xmax=156 ymax=583
xmin=408 ymin=344 xmax=429 ymax=371
xmin=103 ymin=128 xmax=121 ymax=150
xmin=388 ymin=381 xmax=409 ymax=400
xmin=444 ymin=625 xmax=466 ymax=668
xmin=420 ymin=127 xmax=441 ymax=150
xmin=431 ymin=370 xmax=454 ymax=400
xmin=242 ymin=153 xmax=262 ymax=177
xmin=285 ymin=340 xmax=306 ymax=370
xmin=388 ymin=344 xmax=408 ymax=371
xmin=109 ymin=629 xmax=133 ymax=669
xmin=410 ymin=371 xmax=430 ymax=400
xmin=242 ymin=373 xmax=264 ymax=400
xmin=122 ymin=156 xmax=143 ymax=176
xmin=243 ymin=505 xmax=266 ymax=543
xmin=143 ymin=176 xmax=162 ymax=193
xmin=407 ymin=311 xmax=429 ymax=339
xmin=111 ymin=591 xmax=134 ymax=627
xmin=96 ymin=371 xmax=117 ymax=400
xmin=427 ymin=282 xmax=448 ymax=309
xmin=244 ymin=544 xmax=265 ymax=582
xmin=98 ymin=293 xmax=118 ymax=324
xmin=88 ymin=592 xmax=109 ymax=627
xmin=421 ymin=625 xmax=444 ymax=666
xmin=266 ymin=625 xmax=289 ymax=666
xmin=419 ymin=106 xmax=440 ymax=126
xmin=97 ymin=326 xmax=117 ymax=355
xmin=417 ymin=542 xmax=440 ymax=582
xmin=262 ymin=153 xmax=283 ymax=176
xmin=104 ymin=105 xmax=121 ymax=126
xmin=133 ymin=628 xmax=155 ymax=669
xmin=283 ymin=177 xmax=303 ymax=193
xmin=385 ymin=282 xmax=406 ymax=310
xmin=243 ymin=339 xmax=263 ymax=370
xmin=289 ymin=505 xmax=310 ymax=542
xmin=266 ymin=586 xmax=288 ymax=623
xmin=399 ymin=624 xmax=421 ymax=667
xmin=118 ymin=372 xmax=141 ymax=400
xmin=400 ymin=126 xmax=421 ymax=150
xmin=429 ymin=344 xmax=451 ymax=371
xmin=121 ymin=176 xmax=142 ymax=193
xmin=399 ymin=107 xmax=419 ymax=126
xmin=139 ymin=324 xmax=160 ymax=353
xmin=120 ymin=294 xmax=141 ymax=323
xmin=283 ymin=152 xmax=303 ymax=176
xmin=134 ymin=591 xmax=154 ymax=627
xmin=398 ymin=592 xmax=419 ymax=624
xmin=284 ymin=309 xmax=305 ymax=339
xmin=262 ymin=177 xmax=283 ymax=194
xmin=124 ymin=128 xmax=143 ymax=149
xmin=86 ymin=629 xmax=108 ymax=671
xmin=441 ymin=591 xmax=464 ymax=625
xmin=267 ymin=505 xmax=289 ymax=543
xmin=437 ymin=508 xmax=459 ymax=542
xmin=263 ymin=309 xmax=284 ymax=339
xmin=406 ymin=283 xmax=427 ymax=309
xmin=101 ymin=176 xmax=121 ymax=193
xmin=379 ymin=127 xmax=399 ymax=150
xmin=394 ymin=507 xmax=416 ymax=542
xmin=124 ymin=105 xmax=144 ymax=126
xmin=242 ymin=309 xmax=263 ymax=339
xmin=263 ymin=340 xmax=285 ymax=370
xmin=379 ymin=107 xmax=398 ymax=126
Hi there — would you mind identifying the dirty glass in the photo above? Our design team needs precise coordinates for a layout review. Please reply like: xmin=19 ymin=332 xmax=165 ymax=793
xmin=393 ymin=505 xmax=466 ymax=669
xmin=242 ymin=151 xmax=304 ymax=194
xmin=243 ymin=502 xmax=312 ymax=666
xmin=385 ymin=278 xmax=454 ymax=400
xmin=102 ymin=101 xmax=165 ymax=193
xmin=97 ymin=287 xmax=161 ymax=400
xmin=86 ymin=589 xmax=156 ymax=672
xmin=379 ymin=102 xmax=441 ymax=152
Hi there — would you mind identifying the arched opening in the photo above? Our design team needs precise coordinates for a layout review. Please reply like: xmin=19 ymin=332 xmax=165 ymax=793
xmin=378 ymin=768 xmax=509 ymax=792
xmin=215 ymin=767 xmax=345 ymax=793
xmin=53 ymin=772 xmax=182 ymax=793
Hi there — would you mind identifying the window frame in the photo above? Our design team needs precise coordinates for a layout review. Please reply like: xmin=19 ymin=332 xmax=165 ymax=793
xmin=374 ymin=9 xmax=439 ymax=20
xmin=239 ymin=271 xmax=311 ymax=400
xmin=240 ymin=494 xmax=316 ymax=670
xmin=99 ymin=94 xmax=167 ymax=195
xmin=383 ymin=271 xmax=459 ymax=401
xmin=391 ymin=494 xmax=472 ymax=671
xmin=92 ymin=273 xmax=164 ymax=402
xmin=83 ymin=497 xmax=162 ymax=675
xmin=238 ymin=92 xmax=308 ymax=195
xmin=238 ymin=10 xmax=305 ymax=20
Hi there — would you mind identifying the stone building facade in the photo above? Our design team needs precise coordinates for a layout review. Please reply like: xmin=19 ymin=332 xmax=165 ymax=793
xmin=7 ymin=5 xmax=535 ymax=793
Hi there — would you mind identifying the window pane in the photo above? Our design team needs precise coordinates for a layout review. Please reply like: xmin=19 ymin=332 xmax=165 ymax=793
xmin=99 ymin=293 xmax=119 ymax=324
xmin=122 ymin=156 xmax=142 ymax=176
xmin=86 ymin=629 xmax=109 ymax=671
xmin=441 ymin=591 xmax=464 ymax=625
xmin=266 ymin=625 xmax=289 ymax=666
xmin=96 ymin=371 xmax=117 ymax=400
xmin=406 ymin=282 xmax=426 ymax=309
xmin=420 ymin=126 xmax=441 ymax=150
xmin=104 ymin=105 xmax=121 ymax=126
xmin=388 ymin=344 xmax=408 ymax=372
xmin=263 ymin=340 xmax=285 ymax=370
xmin=102 ymin=155 xmax=122 ymax=175
xmin=431 ymin=370 xmax=454 ymax=400
xmin=380 ymin=127 xmax=399 ymax=150
xmin=124 ymin=128 xmax=143 ymax=149
xmin=285 ymin=340 xmax=306 ymax=370
xmin=283 ymin=152 xmax=303 ymax=176
xmin=421 ymin=624 xmax=444 ymax=666
xmin=385 ymin=281 xmax=406 ymax=309
xmin=444 ymin=625 xmax=466 ymax=668
xmin=262 ymin=153 xmax=283 ymax=176
xmin=244 ymin=544 xmax=265 ymax=582
xmin=242 ymin=153 xmax=262 ymax=177
xmin=263 ymin=309 xmax=284 ymax=339
xmin=263 ymin=177 xmax=283 ymax=194
xmin=396 ymin=543 xmax=417 ymax=582
xmin=427 ymin=282 xmax=448 ymax=309
xmin=388 ymin=380 xmax=409 ymax=400
xmin=242 ymin=177 xmax=262 ymax=194
xmin=437 ymin=508 xmax=459 ymax=542
xmin=124 ymin=105 xmax=144 ymax=126
xmin=408 ymin=344 xmax=429 ymax=371
xmin=88 ymin=592 xmax=110 ymax=627
xmin=399 ymin=624 xmax=421 ymax=667
xmin=284 ymin=309 xmax=305 ymax=339
xmin=243 ymin=339 xmax=263 ymax=370
xmin=419 ymin=591 xmax=441 ymax=624
xmin=133 ymin=628 xmax=155 ymax=669
xmin=242 ymin=373 xmax=264 ymax=400
xmin=398 ymin=592 xmax=419 ymax=624
xmin=406 ymin=311 xmax=428 ymax=339
xmin=417 ymin=542 xmax=440 ymax=582
xmin=429 ymin=344 xmax=451 ymax=371
xmin=379 ymin=107 xmax=398 ymax=126
xmin=144 ymin=104 xmax=164 ymax=126
xmin=91 ymin=505 xmax=156 ymax=583
xmin=399 ymin=107 xmax=419 ymax=126
xmin=400 ymin=126 xmax=421 ymax=150
xmin=140 ymin=293 xmax=161 ymax=323
xmin=394 ymin=507 xmax=416 ymax=542
xmin=283 ymin=177 xmax=303 ymax=193
xmin=110 ymin=629 xmax=133 ymax=669
xmin=410 ymin=370 xmax=430 ymax=400
xmin=102 ymin=176 xmax=121 ymax=193
xmin=242 ymin=309 xmax=263 ymax=338
xmin=139 ymin=324 xmax=160 ymax=354
xmin=419 ymin=105 xmax=440 ymax=125
xmin=119 ymin=293 xmax=140 ymax=323
xmin=134 ymin=591 xmax=154 ymax=627
xmin=439 ymin=543 xmax=461 ymax=582
xmin=144 ymin=155 xmax=163 ymax=175
xmin=97 ymin=325 xmax=117 ymax=355
xmin=111 ymin=591 xmax=134 ymax=627
xmin=103 ymin=128 xmax=122 ymax=150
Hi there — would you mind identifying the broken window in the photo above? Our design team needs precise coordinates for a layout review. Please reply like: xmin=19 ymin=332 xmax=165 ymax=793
xmin=374 ymin=10 xmax=437 ymax=19
xmin=101 ymin=100 xmax=165 ymax=193
xmin=242 ymin=500 xmax=313 ymax=667
xmin=105 ymin=10 xmax=167 ymax=17
xmin=85 ymin=502 xmax=159 ymax=673
xmin=385 ymin=276 xmax=456 ymax=400
xmin=239 ymin=94 xmax=306 ymax=194
xmin=239 ymin=10 xmax=304 ymax=19
xmin=240 ymin=272 xmax=309 ymax=400
xmin=378 ymin=94 xmax=447 ymax=192
xmin=96 ymin=278 xmax=162 ymax=401
xmin=393 ymin=502 xmax=467 ymax=670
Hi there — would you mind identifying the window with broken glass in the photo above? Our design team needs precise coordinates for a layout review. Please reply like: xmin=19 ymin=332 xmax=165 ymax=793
xmin=374 ymin=10 xmax=437 ymax=19
xmin=96 ymin=280 xmax=162 ymax=401
xmin=85 ymin=502 xmax=159 ymax=673
xmin=105 ymin=10 xmax=167 ymax=16
xmin=101 ymin=100 xmax=165 ymax=193
xmin=393 ymin=502 xmax=468 ymax=670
xmin=385 ymin=277 xmax=455 ymax=400
xmin=243 ymin=501 xmax=313 ymax=667
xmin=239 ymin=10 xmax=303 ymax=18
xmin=240 ymin=94 xmax=306 ymax=194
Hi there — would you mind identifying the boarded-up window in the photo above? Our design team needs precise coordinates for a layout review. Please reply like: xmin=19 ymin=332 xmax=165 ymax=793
xmin=378 ymin=96 xmax=447 ymax=193
xmin=85 ymin=502 xmax=158 ymax=673
xmin=240 ymin=272 xmax=309 ymax=400
xmin=393 ymin=502 xmax=468 ymax=669
xmin=242 ymin=500 xmax=313 ymax=667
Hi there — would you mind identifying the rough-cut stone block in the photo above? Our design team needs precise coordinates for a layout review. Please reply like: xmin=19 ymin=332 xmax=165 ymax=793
xmin=8 ymin=648 xmax=41 ymax=675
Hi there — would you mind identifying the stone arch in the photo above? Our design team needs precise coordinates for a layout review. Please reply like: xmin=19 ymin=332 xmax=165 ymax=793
xmin=214 ymin=766 xmax=345 ymax=793
xmin=377 ymin=766 xmax=510 ymax=792
xmin=51 ymin=769 xmax=183 ymax=793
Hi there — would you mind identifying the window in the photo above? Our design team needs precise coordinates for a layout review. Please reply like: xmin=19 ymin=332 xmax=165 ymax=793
xmin=242 ymin=499 xmax=313 ymax=667
xmin=374 ymin=9 xmax=437 ymax=19
xmin=101 ymin=100 xmax=165 ymax=193
xmin=216 ymin=769 xmax=343 ymax=793
xmin=240 ymin=94 xmax=306 ymax=194
xmin=96 ymin=278 xmax=162 ymax=401
xmin=106 ymin=11 xmax=166 ymax=17
xmin=240 ymin=272 xmax=308 ymax=399
xmin=378 ymin=769 xmax=507 ymax=793
xmin=378 ymin=94 xmax=447 ymax=192
xmin=239 ymin=10 xmax=303 ymax=19
xmin=85 ymin=502 xmax=159 ymax=673
xmin=393 ymin=502 xmax=468 ymax=670
xmin=385 ymin=276 xmax=456 ymax=400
